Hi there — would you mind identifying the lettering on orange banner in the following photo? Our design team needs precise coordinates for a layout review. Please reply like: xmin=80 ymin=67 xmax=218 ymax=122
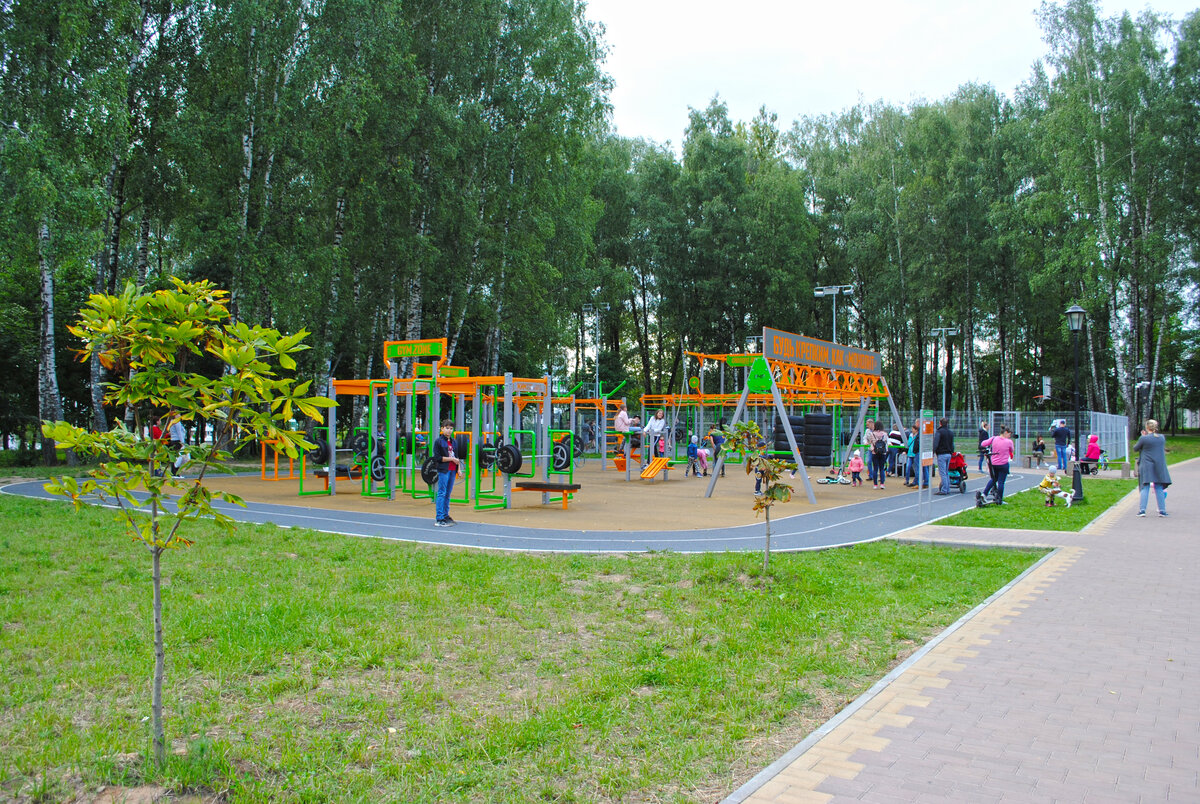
xmin=763 ymin=326 xmax=881 ymax=376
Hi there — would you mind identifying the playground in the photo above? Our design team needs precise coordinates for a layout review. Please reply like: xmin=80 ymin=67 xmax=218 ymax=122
xmin=204 ymin=458 xmax=922 ymax=533
xmin=202 ymin=326 xmax=1084 ymax=544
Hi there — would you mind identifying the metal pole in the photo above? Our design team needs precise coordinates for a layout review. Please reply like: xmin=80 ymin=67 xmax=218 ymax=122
xmin=1072 ymin=329 xmax=1083 ymax=501
xmin=831 ymin=293 xmax=837 ymax=343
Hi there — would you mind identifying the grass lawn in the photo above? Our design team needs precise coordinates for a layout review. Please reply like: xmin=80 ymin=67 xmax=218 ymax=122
xmin=0 ymin=493 xmax=1045 ymax=803
xmin=1153 ymin=431 xmax=1200 ymax=465
xmin=940 ymin=475 xmax=1137 ymax=531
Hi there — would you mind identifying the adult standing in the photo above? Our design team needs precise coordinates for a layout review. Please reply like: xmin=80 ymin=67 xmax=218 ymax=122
xmin=933 ymin=417 xmax=955 ymax=495
xmin=166 ymin=411 xmax=187 ymax=476
xmin=1051 ymin=419 xmax=1071 ymax=471
xmin=905 ymin=422 xmax=929 ymax=489
xmin=643 ymin=409 xmax=668 ymax=463
xmin=1133 ymin=419 xmax=1172 ymax=517
xmin=977 ymin=420 xmax=989 ymax=472
xmin=887 ymin=424 xmax=905 ymax=477
xmin=862 ymin=419 xmax=879 ymax=485
xmin=870 ymin=421 xmax=889 ymax=489
xmin=980 ymin=426 xmax=1016 ymax=503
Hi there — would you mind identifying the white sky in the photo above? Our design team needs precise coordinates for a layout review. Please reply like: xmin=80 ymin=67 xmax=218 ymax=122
xmin=584 ymin=0 xmax=1199 ymax=149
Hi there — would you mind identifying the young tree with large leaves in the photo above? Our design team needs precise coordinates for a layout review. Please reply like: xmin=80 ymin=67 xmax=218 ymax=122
xmin=42 ymin=278 xmax=332 ymax=767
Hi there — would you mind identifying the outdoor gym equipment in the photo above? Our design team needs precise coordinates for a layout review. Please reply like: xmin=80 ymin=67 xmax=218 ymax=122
xmin=307 ymin=338 xmax=574 ymax=513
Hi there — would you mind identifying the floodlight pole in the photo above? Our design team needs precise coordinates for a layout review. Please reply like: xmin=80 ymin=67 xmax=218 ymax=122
xmin=928 ymin=327 xmax=959 ymax=419
xmin=582 ymin=303 xmax=609 ymax=398
xmin=813 ymin=285 xmax=853 ymax=342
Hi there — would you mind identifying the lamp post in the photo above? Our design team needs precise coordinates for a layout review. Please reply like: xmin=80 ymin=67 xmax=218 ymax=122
xmin=1134 ymin=363 xmax=1147 ymax=434
xmin=813 ymin=285 xmax=853 ymax=342
xmin=928 ymin=326 xmax=959 ymax=419
xmin=1066 ymin=305 xmax=1086 ymax=501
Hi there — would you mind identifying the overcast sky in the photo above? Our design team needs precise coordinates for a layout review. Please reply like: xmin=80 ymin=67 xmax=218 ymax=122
xmin=583 ymin=0 xmax=1199 ymax=149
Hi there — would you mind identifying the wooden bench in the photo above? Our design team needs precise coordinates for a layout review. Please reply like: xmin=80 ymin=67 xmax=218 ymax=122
xmin=514 ymin=481 xmax=581 ymax=510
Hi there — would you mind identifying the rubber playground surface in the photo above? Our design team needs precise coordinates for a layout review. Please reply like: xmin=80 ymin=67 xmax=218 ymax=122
xmin=4 ymin=459 xmax=1040 ymax=552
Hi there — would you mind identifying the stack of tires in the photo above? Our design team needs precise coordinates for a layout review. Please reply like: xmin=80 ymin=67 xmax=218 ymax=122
xmin=773 ymin=415 xmax=805 ymax=455
xmin=802 ymin=412 xmax=834 ymax=467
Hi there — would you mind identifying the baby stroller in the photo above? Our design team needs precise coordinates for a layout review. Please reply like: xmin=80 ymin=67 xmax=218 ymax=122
xmin=947 ymin=451 xmax=969 ymax=494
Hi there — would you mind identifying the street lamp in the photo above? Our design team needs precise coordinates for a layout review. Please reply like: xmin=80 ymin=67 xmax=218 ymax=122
xmin=928 ymin=326 xmax=959 ymax=419
xmin=813 ymin=285 xmax=853 ymax=342
xmin=1066 ymin=305 xmax=1086 ymax=501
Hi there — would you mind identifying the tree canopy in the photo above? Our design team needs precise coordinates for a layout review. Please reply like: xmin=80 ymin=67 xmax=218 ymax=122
xmin=2 ymin=0 xmax=1197 ymax=449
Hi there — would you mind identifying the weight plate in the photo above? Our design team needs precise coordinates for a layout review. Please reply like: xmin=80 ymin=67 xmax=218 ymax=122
xmin=308 ymin=442 xmax=330 ymax=465
xmin=370 ymin=454 xmax=386 ymax=482
xmin=477 ymin=442 xmax=496 ymax=470
xmin=347 ymin=432 xmax=368 ymax=454
xmin=421 ymin=456 xmax=439 ymax=486
xmin=552 ymin=442 xmax=570 ymax=472
xmin=496 ymin=443 xmax=523 ymax=475
xmin=454 ymin=434 xmax=470 ymax=461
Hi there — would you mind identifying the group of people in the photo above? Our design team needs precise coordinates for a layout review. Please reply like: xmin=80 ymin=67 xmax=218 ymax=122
xmin=846 ymin=417 xmax=956 ymax=493
xmin=612 ymin=402 xmax=727 ymax=478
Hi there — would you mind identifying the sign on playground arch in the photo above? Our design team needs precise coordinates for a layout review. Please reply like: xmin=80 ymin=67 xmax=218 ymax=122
xmin=383 ymin=338 xmax=446 ymax=369
xmin=762 ymin=326 xmax=881 ymax=376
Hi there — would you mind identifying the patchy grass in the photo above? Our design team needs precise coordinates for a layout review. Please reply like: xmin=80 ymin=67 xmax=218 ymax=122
xmin=940 ymin=476 xmax=1137 ymax=531
xmin=0 ymin=493 xmax=1043 ymax=802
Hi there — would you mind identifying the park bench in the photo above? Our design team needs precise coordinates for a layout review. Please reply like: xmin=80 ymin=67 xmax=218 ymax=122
xmin=513 ymin=481 xmax=582 ymax=510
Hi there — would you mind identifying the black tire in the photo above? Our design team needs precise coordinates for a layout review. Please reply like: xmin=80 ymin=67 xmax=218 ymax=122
xmin=774 ymin=439 xmax=801 ymax=452
xmin=804 ymin=412 xmax=833 ymax=426
xmin=804 ymin=454 xmax=833 ymax=467
xmin=804 ymin=435 xmax=833 ymax=448
xmin=773 ymin=414 xmax=805 ymax=427
xmin=477 ymin=442 xmax=496 ymax=470
xmin=420 ymin=456 xmax=439 ymax=486
xmin=552 ymin=442 xmax=571 ymax=472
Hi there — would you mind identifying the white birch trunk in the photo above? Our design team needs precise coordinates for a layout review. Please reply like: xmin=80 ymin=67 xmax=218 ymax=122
xmin=38 ymin=221 xmax=65 ymax=462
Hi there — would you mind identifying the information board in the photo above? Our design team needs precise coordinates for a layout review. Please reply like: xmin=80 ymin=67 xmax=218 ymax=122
xmin=763 ymin=326 xmax=882 ymax=376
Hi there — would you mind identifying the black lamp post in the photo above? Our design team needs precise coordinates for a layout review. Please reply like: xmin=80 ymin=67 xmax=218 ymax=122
xmin=1066 ymin=305 xmax=1086 ymax=501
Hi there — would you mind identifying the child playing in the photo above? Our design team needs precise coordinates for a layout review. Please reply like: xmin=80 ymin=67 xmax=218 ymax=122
xmin=1038 ymin=467 xmax=1064 ymax=507
xmin=847 ymin=449 xmax=865 ymax=486
xmin=685 ymin=435 xmax=700 ymax=477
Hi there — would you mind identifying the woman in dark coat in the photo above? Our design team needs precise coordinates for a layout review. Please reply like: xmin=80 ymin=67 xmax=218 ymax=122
xmin=1133 ymin=419 xmax=1172 ymax=517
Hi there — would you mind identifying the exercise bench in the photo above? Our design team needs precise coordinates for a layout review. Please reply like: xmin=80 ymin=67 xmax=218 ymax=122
xmin=513 ymin=481 xmax=581 ymax=510
xmin=312 ymin=465 xmax=362 ymax=491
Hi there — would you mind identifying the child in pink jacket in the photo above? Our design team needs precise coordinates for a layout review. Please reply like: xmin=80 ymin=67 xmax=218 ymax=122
xmin=847 ymin=450 xmax=865 ymax=486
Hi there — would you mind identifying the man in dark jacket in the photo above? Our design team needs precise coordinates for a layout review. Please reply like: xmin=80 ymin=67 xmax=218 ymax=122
xmin=934 ymin=418 xmax=955 ymax=495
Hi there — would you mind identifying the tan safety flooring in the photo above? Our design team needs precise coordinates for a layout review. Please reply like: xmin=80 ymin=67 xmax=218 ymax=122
xmin=214 ymin=457 xmax=913 ymax=531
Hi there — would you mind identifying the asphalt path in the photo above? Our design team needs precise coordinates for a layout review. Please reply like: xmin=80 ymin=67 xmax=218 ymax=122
xmin=2 ymin=470 xmax=1038 ymax=553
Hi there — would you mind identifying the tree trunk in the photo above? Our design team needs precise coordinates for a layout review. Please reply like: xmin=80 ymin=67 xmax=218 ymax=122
xmin=89 ymin=260 xmax=108 ymax=433
xmin=151 ymin=545 xmax=165 ymax=767
xmin=763 ymin=505 xmax=771 ymax=573
xmin=37 ymin=220 xmax=64 ymax=465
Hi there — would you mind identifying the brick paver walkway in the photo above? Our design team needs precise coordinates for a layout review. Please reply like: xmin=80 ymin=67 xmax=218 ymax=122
xmin=727 ymin=458 xmax=1200 ymax=803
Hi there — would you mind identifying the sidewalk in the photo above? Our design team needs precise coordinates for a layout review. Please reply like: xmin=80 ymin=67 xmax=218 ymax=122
xmin=727 ymin=458 xmax=1200 ymax=803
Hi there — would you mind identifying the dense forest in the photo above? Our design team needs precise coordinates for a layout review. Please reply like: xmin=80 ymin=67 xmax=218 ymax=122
xmin=2 ymin=0 xmax=1198 ymax=455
